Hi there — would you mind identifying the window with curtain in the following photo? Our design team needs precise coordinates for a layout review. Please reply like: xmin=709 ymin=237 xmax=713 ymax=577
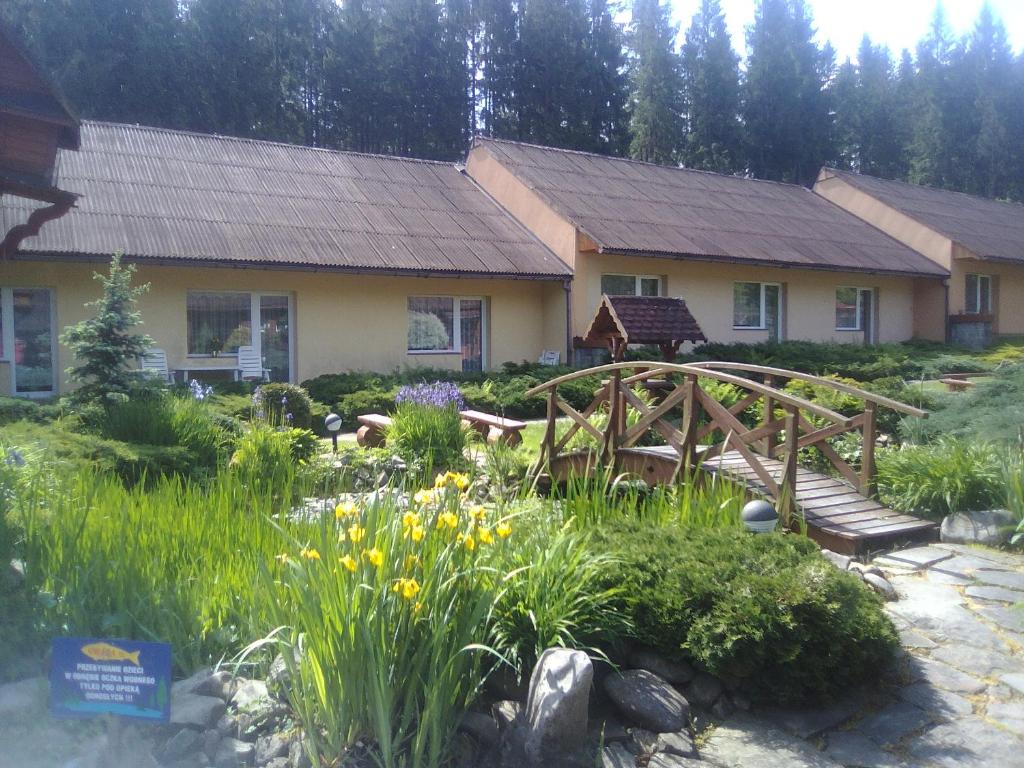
xmin=835 ymin=287 xmax=860 ymax=330
xmin=601 ymin=274 xmax=662 ymax=296
xmin=187 ymin=292 xmax=251 ymax=354
xmin=407 ymin=297 xmax=454 ymax=351
xmin=965 ymin=274 xmax=992 ymax=315
xmin=733 ymin=282 xmax=763 ymax=328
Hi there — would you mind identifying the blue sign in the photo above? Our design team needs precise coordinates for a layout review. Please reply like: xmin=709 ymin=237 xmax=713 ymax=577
xmin=50 ymin=637 xmax=172 ymax=721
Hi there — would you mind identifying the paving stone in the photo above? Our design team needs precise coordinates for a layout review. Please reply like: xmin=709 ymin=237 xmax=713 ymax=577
xmin=887 ymin=582 xmax=1005 ymax=649
xmin=760 ymin=696 xmax=863 ymax=739
xmin=906 ymin=717 xmax=1024 ymax=768
xmin=939 ymin=544 xmax=1022 ymax=569
xmin=897 ymin=683 xmax=973 ymax=718
xmin=857 ymin=700 xmax=935 ymax=747
xmin=911 ymin=659 xmax=987 ymax=695
xmin=701 ymin=714 xmax=843 ymax=768
xmin=965 ymin=584 xmax=1024 ymax=604
xmin=924 ymin=568 xmax=974 ymax=586
xmin=929 ymin=643 xmax=1016 ymax=679
xmin=972 ymin=568 xmax=1024 ymax=591
xmin=973 ymin=603 xmax=1024 ymax=634
xmin=654 ymin=729 xmax=697 ymax=758
xmin=824 ymin=730 xmax=907 ymax=768
xmin=985 ymin=701 xmax=1024 ymax=735
xmin=874 ymin=546 xmax=953 ymax=570
xmin=1001 ymin=673 xmax=1024 ymax=695
xmin=898 ymin=628 xmax=937 ymax=649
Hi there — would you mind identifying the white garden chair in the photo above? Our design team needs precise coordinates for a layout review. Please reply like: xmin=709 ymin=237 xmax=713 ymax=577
xmin=139 ymin=348 xmax=173 ymax=383
xmin=237 ymin=345 xmax=270 ymax=382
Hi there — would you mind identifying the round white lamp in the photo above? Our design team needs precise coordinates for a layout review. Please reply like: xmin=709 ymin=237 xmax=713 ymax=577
xmin=325 ymin=412 xmax=343 ymax=452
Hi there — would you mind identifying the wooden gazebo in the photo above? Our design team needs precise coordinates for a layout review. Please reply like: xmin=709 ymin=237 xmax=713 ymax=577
xmin=0 ymin=23 xmax=80 ymax=258
xmin=578 ymin=294 xmax=706 ymax=361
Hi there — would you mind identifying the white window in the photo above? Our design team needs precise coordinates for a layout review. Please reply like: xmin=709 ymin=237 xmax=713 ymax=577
xmin=186 ymin=291 xmax=292 ymax=381
xmin=601 ymin=274 xmax=662 ymax=297
xmin=733 ymin=282 xmax=781 ymax=335
xmin=408 ymin=296 xmax=487 ymax=372
xmin=0 ymin=286 xmax=57 ymax=396
xmin=836 ymin=287 xmax=872 ymax=331
xmin=965 ymin=273 xmax=992 ymax=315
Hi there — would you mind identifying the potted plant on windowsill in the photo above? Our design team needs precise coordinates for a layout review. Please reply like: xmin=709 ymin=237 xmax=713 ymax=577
xmin=208 ymin=337 xmax=222 ymax=358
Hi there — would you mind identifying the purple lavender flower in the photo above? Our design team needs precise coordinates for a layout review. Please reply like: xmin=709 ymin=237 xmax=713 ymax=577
xmin=395 ymin=381 xmax=465 ymax=411
xmin=188 ymin=379 xmax=214 ymax=401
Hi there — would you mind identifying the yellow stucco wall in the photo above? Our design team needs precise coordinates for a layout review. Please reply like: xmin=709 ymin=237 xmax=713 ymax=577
xmin=576 ymin=252 xmax=921 ymax=345
xmin=948 ymin=252 xmax=1024 ymax=335
xmin=0 ymin=259 xmax=565 ymax=396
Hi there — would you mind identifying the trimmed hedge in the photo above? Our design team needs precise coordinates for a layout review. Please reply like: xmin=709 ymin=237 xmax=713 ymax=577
xmin=592 ymin=522 xmax=898 ymax=704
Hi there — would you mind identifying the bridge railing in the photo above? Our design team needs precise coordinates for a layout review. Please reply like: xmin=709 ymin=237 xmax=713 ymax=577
xmin=524 ymin=361 xmax=928 ymax=512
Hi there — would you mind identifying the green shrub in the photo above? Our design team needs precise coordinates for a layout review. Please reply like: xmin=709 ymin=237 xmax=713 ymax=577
xmin=592 ymin=523 xmax=898 ymax=704
xmin=876 ymin=438 xmax=1005 ymax=520
xmin=386 ymin=383 xmax=469 ymax=476
xmin=0 ymin=397 xmax=46 ymax=426
xmin=490 ymin=523 xmax=630 ymax=677
xmin=909 ymin=367 xmax=1024 ymax=444
xmin=229 ymin=424 xmax=315 ymax=492
xmin=255 ymin=383 xmax=313 ymax=429
xmin=336 ymin=388 xmax=400 ymax=424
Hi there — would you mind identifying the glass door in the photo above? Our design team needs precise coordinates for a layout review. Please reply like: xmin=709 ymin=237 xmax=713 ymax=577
xmin=12 ymin=288 xmax=55 ymax=395
xmin=459 ymin=299 xmax=483 ymax=372
xmin=859 ymin=288 xmax=875 ymax=345
xmin=259 ymin=294 xmax=291 ymax=382
xmin=764 ymin=284 xmax=781 ymax=342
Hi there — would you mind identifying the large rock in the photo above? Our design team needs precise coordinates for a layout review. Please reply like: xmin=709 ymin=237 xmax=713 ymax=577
xmin=171 ymin=693 xmax=228 ymax=729
xmin=604 ymin=670 xmax=690 ymax=733
xmin=213 ymin=737 xmax=255 ymax=768
xmin=523 ymin=648 xmax=593 ymax=764
xmin=686 ymin=671 xmax=723 ymax=709
xmin=172 ymin=668 xmax=216 ymax=698
xmin=0 ymin=676 xmax=47 ymax=718
xmin=627 ymin=649 xmax=694 ymax=685
xmin=231 ymin=680 xmax=270 ymax=711
xmin=940 ymin=510 xmax=1015 ymax=546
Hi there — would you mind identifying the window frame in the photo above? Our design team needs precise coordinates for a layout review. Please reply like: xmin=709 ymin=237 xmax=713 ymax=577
xmin=185 ymin=290 xmax=294 ymax=381
xmin=965 ymin=273 xmax=992 ymax=315
xmin=600 ymin=273 xmax=663 ymax=297
xmin=835 ymin=286 xmax=873 ymax=331
xmin=732 ymin=281 xmax=781 ymax=331
xmin=407 ymin=295 xmax=488 ymax=362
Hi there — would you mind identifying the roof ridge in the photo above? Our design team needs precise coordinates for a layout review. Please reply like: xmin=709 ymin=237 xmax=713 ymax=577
xmin=474 ymin=135 xmax=816 ymax=193
xmin=825 ymin=166 xmax=1024 ymax=210
xmin=83 ymin=120 xmax=455 ymax=167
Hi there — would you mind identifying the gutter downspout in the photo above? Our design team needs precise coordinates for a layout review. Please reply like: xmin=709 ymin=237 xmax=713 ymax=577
xmin=943 ymin=278 xmax=951 ymax=344
xmin=563 ymin=278 xmax=573 ymax=367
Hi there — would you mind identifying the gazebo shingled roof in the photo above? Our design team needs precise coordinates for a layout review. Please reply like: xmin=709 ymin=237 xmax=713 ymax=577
xmin=580 ymin=295 xmax=706 ymax=360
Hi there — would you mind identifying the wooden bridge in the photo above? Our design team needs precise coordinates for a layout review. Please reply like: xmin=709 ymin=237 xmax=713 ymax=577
xmin=525 ymin=361 xmax=937 ymax=555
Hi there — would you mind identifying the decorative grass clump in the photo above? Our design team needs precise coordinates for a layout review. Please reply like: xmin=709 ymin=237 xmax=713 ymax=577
xmin=592 ymin=522 xmax=899 ymax=704
xmin=386 ymin=382 xmax=469 ymax=478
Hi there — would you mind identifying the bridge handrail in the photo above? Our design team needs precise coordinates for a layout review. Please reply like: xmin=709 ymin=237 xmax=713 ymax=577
xmin=523 ymin=361 xmax=852 ymax=425
xmin=687 ymin=361 xmax=928 ymax=418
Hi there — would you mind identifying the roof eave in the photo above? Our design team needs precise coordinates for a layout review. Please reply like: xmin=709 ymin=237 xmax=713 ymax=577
xmin=596 ymin=246 xmax=949 ymax=279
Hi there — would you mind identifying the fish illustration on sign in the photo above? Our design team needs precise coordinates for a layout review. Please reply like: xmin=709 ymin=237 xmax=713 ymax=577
xmin=81 ymin=642 xmax=141 ymax=666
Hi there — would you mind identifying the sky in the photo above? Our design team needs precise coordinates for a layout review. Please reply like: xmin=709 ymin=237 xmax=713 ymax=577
xmin=668 ymin=0 xmax=1024 ymax=61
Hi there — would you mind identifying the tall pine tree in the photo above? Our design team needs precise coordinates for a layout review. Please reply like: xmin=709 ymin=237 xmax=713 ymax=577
xmin=626 ymin=0 xmax=682 ymax=164
xmin=679 ymin=0 xmax=743 ymax=173
xmin=743 ymin=0 xmax=834 ymax=185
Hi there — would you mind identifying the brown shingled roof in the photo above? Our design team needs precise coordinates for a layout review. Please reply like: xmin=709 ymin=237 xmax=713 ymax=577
xmin=820 ymin=168 xmax=1024 ymax=264
xmin=581 ymin=295 xmax=706 ymax=350
xmin=0 ymin=122 xmax=569 ymax=278
xmin=475 ymin=137 xmax=947 ymax=278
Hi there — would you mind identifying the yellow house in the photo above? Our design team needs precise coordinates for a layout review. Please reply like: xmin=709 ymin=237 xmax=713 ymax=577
xmin=0 ymin=122 xmax=570 ymax=397
xmin=466 ymin=138 xmax=950 ymax=360
xmin=815 ymin=168 xmax=1024 ymax=346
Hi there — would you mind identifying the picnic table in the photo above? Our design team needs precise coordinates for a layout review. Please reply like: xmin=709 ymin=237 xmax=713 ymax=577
xmin=460 ymin=410 xmax=528 ymax=447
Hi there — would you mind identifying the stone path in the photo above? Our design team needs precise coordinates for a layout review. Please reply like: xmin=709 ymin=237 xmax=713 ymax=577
xmin=703 ymin=542 xmax=1024 ymax=768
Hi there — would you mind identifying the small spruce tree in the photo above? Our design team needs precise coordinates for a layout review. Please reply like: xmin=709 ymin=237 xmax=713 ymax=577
xmin=60 ymin=253 xmax=153 ymax=403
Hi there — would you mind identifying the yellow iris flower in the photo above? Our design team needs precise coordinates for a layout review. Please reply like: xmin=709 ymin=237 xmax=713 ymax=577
xmin=392 ymin=578 xmax=421 ymax=600
xmin=334 ymin=501 xmax=358 ymax=519
xmin=339 ymin=554 xmax=357 ymax=572
xmin=364 ymin=547 xmax=384 ymax=568
xmin=348 ymin=524 xmax=366 ymax=543
xmin=496 ymin=521 xmax=512 ymax=538
xmin=300 ymin=547 xmax=321 ymax=561
xmin=436 ymin=511 xmax=458 ymax=530
xmin=477 ymin=527 xmax=493 ymax=545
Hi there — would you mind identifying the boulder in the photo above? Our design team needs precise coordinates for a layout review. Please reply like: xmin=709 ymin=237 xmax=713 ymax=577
xmin=600 ymin=742 xmax=635 ymax=768
xmin=656 ymin=730 xmax=698 ymax=759
xmin=197 ymin=671 xmax=237 ymax=702
xmin=941 ymin=510 xmax=1016 ymax=546
xmin=629 ymin=727 xmax=658 ymax=754
xmin=172 ymin=668 xmax=216 ymax=698
xmin=491 ymin=699 xmax=522 ymax=730
xmin=523 ymin=648 xmax=593 ymax=764
xmin=604 ymin=670 xmax=690 ymax=733
xmin=255 ymin=733 xmax=290 ymax=765
xmin=213 ymin=737 xmax=255 ymax=768
xmin=686 ymin=672 xmax=723 ymax=709
xmin=819 ymin=549 xmax=851 ymax=571
xmin=159 ymin=728 xmax=205 ymax=762
xmin=231 ymin=680 xmax=270 ymax=711
xmin=627 ymin=649 xmax=694 ymax=685
xmin=0 ymin=676 xmax=47 ymax=718
xmin=171 ymin=693 xmax=227 ymax=729
xmin=458 ymin=711 xmax=500 ymax=748
xmin=711 ymin=694 xmax=736 ymax=720
xmin=862 ymin=573 xmax=897 ymax=601
xmin=288 ymin=737 xmax=312 ymax=768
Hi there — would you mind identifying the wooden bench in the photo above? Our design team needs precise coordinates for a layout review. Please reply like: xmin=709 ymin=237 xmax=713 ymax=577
xmin=356 ymin=414 xmax=392 ymax=447
xmin=941 ymin=377 xmax=977 ymax=392
xmin=460 ymin=410 xmax=528 ymax=447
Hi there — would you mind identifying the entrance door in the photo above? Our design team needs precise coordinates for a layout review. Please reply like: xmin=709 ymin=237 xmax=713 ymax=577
xmin=9 ymin=288 xmax=55 ymax=396
xmin=258 ymin=294 xmax=291 ymax=382
xmin=459 ymin=299 xmax=483 ymax=372
xmin=764 ymin=284 xmax=782 ymax=342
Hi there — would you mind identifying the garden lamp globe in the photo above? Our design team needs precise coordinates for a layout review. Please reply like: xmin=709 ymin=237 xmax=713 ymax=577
xmin=325 ymin=412 xmax=343 ymax=452
xmin=741 ymin=499 xmax=778 ymax=534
